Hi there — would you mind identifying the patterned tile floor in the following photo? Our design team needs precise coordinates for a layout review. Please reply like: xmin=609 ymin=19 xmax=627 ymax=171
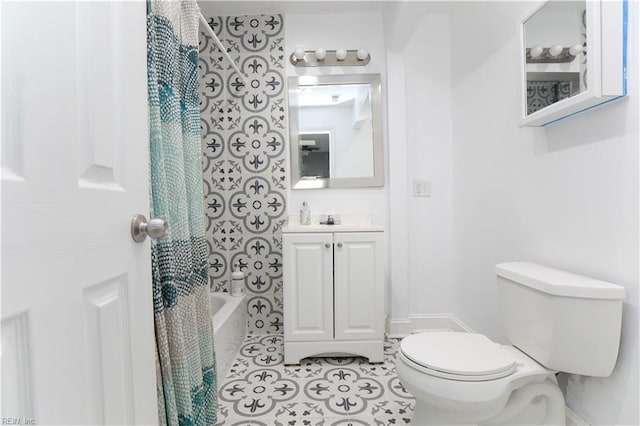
xmin=216 ymin=335 xmax=415 ymax=425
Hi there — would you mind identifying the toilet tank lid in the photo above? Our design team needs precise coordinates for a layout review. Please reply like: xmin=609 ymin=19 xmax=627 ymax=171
xmin=496 ymin=262 xmax=626 ymax=300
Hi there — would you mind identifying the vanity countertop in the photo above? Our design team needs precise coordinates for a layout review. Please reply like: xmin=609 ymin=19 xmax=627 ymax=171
xmin=283 ymin=215 xmax=383 ymax=233
xmin=283 ymin=223 xmax=384 ymax=233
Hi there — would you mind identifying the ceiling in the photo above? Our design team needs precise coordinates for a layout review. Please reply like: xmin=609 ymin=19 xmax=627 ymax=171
xmin=197 ymin=1 xmax=389 ymax=17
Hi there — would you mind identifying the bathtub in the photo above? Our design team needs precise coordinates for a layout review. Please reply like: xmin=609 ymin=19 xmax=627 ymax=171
xmin=210 ymin=292 xmax=246 ymax=388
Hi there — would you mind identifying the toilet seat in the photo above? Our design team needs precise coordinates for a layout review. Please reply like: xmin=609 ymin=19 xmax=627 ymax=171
xmin=399 ymin=332 xmax=519 ymax=381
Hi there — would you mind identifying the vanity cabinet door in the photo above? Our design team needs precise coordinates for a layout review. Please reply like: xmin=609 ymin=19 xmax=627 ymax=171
xmin=334 ymin=232 xmax=384 ymax=341
xmin=283 ymin=233 xmax=334 ymax=342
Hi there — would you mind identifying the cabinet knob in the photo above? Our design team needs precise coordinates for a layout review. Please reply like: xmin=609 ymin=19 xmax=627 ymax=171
xmin=337 ymin=242 xmax=343 ymax=248
xmin=325 ymin=243 xmax=331 ymax=248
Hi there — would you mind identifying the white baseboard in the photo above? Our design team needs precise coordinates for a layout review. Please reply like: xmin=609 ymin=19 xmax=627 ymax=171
xmin=386 ymin=318 xmax=411 ymax=337
xmin=386 ymin=313 xmax=474 ymax=337
xmin=565 ymin=406 xmax=589 ymax=425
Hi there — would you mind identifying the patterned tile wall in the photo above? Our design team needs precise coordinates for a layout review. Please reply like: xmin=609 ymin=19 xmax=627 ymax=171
xmin=198 ymin=15 xmax=287 ymax=334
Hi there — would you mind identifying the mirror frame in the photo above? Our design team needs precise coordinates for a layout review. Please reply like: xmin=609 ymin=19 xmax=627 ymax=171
xmin=520 ymin=0 xmax=628 ymax=127
xmin=288 ymin=73 xmax=384 ymax=189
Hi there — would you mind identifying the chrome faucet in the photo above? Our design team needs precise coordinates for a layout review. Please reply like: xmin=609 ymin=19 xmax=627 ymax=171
xmin=319 ymin=214 xmax=340 ymax=225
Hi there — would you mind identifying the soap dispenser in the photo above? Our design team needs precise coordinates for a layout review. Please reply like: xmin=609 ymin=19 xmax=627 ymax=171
xmin=300 ymin=201 xmax=311 ymax=225
xmin=231 ymin=263 xmax=245 ymax=297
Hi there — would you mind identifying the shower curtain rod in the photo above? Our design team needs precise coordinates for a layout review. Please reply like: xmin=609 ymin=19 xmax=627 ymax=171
xmin=197 ymin=10 xmax=249 ymax=84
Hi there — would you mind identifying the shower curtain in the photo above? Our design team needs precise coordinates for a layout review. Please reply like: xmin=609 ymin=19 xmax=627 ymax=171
xmin=147 ymin=1 xmax=216 ymax=425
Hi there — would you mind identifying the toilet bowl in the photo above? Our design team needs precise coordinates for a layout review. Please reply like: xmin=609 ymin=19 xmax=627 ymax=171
xmin=396 ymin=261 xmax=625 ymax=426
xmin=396 ymin=331 xmax=565 ymax=425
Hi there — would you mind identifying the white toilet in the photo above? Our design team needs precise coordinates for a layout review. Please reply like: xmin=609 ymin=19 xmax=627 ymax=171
xmin=396 ymin=261 xmax=626 ymax=425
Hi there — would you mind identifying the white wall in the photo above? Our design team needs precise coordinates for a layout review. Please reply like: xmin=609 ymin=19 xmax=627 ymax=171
xmin=387 ymin=12 xmax=456 ymax=324
xmin=386 ymin=50 xmax=411 ymax=327
xmin=449 ymin=2 xmax=639 ymax=424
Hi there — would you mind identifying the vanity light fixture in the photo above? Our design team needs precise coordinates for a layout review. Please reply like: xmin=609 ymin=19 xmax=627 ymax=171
xmin=568 ymin=43 xmax=584 ymax=57
xmin=293 ymin=46 xmax=306 ymax=61
xmin=529 ymin=45 xmax=544 ymax=58
xmin=290 ymin=47 xmax=371 ymax=67
xmin=525 ymin=43 xmax=584 ymax=63
xmin=548 ymin=44 xmax=563 ymax=58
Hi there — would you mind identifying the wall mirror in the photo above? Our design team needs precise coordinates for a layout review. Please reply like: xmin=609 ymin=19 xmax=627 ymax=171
xmin=288 ymin=74 xmax=384 ymax=189
xmin=520 ymin=0 xmax=627 ymax=127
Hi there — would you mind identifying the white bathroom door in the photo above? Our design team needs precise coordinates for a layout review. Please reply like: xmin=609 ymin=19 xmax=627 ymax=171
xmin=1 ymin=2 xmax=157 ymax=425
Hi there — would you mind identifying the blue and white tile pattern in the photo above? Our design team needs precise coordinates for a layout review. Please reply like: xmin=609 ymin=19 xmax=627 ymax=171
xmin=199 ymin=14 xmax=287 ymax=334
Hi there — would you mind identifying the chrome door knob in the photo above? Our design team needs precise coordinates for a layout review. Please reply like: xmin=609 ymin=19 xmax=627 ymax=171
xmin=337 ymin=242 xmax=343 ymax=248
xmin=131 ymin=214 xmax=168 ymax=243
xmin=325 ymin=243 xmax=331 ymax=248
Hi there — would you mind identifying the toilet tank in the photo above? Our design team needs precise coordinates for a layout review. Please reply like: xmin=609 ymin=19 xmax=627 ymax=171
xmin=496 ymin=261 xmax=625 ymax=377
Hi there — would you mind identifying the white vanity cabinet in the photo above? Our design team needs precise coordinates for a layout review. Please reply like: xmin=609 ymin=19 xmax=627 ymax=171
xmin=282 ymin=227 xmax=384 ymax=364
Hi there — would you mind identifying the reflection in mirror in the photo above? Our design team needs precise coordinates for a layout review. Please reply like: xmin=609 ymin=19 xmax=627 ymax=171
xmin=300 ymin=132 xmax=331 ymax=178
xmin=288 ymin=74 xmax=383 ymax=189
xmin=520 ymin=0 xmax=626 ymax=127
xmin=524 ymin=0 xmax=586 ymax=115
xmin=298 ymin=84 xmax=373 ymax=179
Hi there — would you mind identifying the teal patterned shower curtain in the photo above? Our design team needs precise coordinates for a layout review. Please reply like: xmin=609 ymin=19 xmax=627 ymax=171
xmin=147 ymin=1 xmax=216 ymax=425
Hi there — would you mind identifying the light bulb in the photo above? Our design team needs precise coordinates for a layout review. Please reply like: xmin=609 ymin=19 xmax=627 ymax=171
xmin=293 ymin=47 xmax=305 ymax=60
xmin=548 ymin=44 xmax=563 ymax=58
xmin=529 ymin=45 xmax=543 ymax=58
xmin=315 ymin=48 xmax=326 ymax=60
xmin=356 ymin=47 xmax=369 ymax=61
xmin=569 ymin=43 xmax=583 ymax=57
xmin=335 ymin=48 xmax=347 ymax=61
